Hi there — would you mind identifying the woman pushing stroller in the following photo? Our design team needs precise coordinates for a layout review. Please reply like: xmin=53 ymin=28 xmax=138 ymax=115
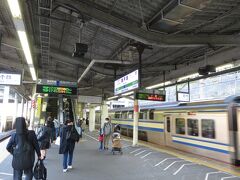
xmin=111 ymin=124 xmax=122 ymax=155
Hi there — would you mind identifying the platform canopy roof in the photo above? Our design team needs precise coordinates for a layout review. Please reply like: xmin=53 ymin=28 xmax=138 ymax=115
xmin=1 ymin=0 xmax=240 ymax=97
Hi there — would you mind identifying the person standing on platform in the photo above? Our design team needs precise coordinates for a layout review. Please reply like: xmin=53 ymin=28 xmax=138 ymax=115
xmin=6 ymin=117 xmax=42 ymax=180
xmin=59 ymin=119 xmax=80 ymax=173
xmin=47 ymin=116 xmax=55 ymax=142
xmin=53 ymin=117 xmax=60 ymax=137
xmin=37 ymin=120 xmax=52 ymax=160
xmin=98 ymin=128 xmax=104 ymax=151
xmin=103 ymin=117 xmax=112 ymax=150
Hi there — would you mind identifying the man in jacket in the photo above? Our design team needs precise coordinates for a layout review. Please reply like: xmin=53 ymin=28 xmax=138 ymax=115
xmin=59 ymin=119 xmax=79 ymax=172
xmin=37 ymin=120 xmax=52 ymax=160
xmin=103 ymin=117 xmax=112 ymax=150
xmin=6 ymin=117 xmax=42 ymax=180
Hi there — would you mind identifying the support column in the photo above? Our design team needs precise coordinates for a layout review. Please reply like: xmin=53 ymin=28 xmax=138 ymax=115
xmin=89 ymin=106 xmax=95 ymax=132
xmin=13 ymin=92 xmax=18 ymax=122
xmin=29 ymin=85 xmax=37 ymax=130
xmin=58 ymin=95 xmax=64 ymax=124
xmin=35 ymin=96 xmax=42 ymax=124
xmin=0 ymin=86 xmax=9 ymax=132
xmin=21 ymin=97 xmax=24 ymax=117
xmin=133 ymin=99 xmax=139 ymax=146
xmin=100 ymin=101 xmax=108 ymax=128
xmin=83 ymin=105 xmax=87 ymax=119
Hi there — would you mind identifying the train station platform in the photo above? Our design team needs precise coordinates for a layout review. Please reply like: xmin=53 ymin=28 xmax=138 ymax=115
xmin=0 ymin=131 xmax=240 ymax=180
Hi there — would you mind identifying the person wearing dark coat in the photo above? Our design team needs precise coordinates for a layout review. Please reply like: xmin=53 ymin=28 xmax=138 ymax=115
xmin=37 ymin=120 xmax=52 ymax=160
xmin=59 ymin=119 xmax=79 ymax=173
xmin=6 ymin=117 xmax=41 ymax=180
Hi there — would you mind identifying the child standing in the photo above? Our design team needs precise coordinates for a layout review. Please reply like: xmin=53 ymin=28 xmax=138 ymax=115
xmin=98 ymin=128 xmax=104 ymax=150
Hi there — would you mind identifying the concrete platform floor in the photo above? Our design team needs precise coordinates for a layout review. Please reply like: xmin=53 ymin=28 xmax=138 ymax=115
xmin=0 ymin=131 xmax=240 ymax=180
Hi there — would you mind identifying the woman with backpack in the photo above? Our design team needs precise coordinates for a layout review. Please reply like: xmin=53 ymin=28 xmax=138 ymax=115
xmin=59 ymin=119 xmax=80 ymax=173
xmin=6 ymin=117 xmax=42 ymax=180
xmin=37 ymin=120 xmax=52 ymax=160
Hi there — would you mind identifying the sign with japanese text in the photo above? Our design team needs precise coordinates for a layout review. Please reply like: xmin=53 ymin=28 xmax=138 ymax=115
xmin=177 ymin=92 xmax=190 ymax=102
xmin=36 ymin=85 xmax=77 ymax=95
xmin=0 ymin=73 xmax=21 ymax=85
xmin=135 ymin=88 xmax=166 ymax=101
xmin=114 ymin=70 xmax=139 ymax=95
xmin=37 ymin=79 xmax=77 ymax=87
xmin=135 ymin=92 xmax=166 ymax=101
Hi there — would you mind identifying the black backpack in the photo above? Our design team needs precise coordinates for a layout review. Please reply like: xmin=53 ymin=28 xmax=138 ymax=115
xmin=33 ymin=160 xmax=47 ymax=180
xmin=12 ymin=134 xmax=33 ymax=170
xmin=66 ymin=126 xmax=79 ymax=142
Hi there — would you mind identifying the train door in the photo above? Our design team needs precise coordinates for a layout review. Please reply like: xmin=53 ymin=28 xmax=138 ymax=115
xmin=165 ymin=116 xmax=172 ymax=146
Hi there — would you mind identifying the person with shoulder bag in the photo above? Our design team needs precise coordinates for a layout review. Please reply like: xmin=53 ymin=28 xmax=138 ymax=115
xmin=59 ymin=119 xmax=79 ymax=173
xmin=37 ymin=120 xmax=52 ymax=160
xmin=103 ymin=117 xmax=112 ymax=150
xmin=6 ymin=117 xmax=42 ymax=180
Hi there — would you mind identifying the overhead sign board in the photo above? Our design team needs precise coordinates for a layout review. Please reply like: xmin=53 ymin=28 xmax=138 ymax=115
xmin=37 ymin=79 xmax=77 ymax=87
xmin=36 ymin=85 xmax=77 ymax=95
xmin=78 ymin=95 xmax=102 ymax=104
xmin=135 ymin=92 xmax=166 ymax=101
xmin=135 ymin=88 xmax=166 ymax=101
xmin=114 ymin=70 xmax=139 ymax=95
xmin=177 ymin=92 xmax=190 ymax=102
xmin=0 ymin=73 xmax=21 ymax=85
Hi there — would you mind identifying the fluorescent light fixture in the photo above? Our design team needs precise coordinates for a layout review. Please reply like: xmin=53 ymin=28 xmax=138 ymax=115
xmin=216 ymin=63 xmax=234 ymax=72
xmin=122 ymin=91 xmax=134 ymax=96
xmin=7 ymin=0 xmax=37 ymax=81
xmin=17 ymin=31 xmax=37 ymax=80
xmin=107 ymin=96 xmax=118 ymax=100
xmin=7 ymin=0 xmax=22 ymax=19
xmin=178 ymin=73 xmax=199 ymax=82
xmin=146 ymin=81 xmax=171 ymax=89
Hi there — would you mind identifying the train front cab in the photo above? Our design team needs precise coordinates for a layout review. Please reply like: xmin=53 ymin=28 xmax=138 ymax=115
xmin=227 ymin=96 xmax=240 ymax=166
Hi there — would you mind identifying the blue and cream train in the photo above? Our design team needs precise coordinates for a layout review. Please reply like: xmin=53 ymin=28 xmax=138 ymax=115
xmin=96 ymin=96 xmax=240 ymax=165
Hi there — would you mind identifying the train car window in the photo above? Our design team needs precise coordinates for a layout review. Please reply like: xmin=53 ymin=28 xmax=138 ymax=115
xmin=187 ymin=119 xmax=199 ymax=136
xmin=167 ymin=117 xmax=171 ymax=132
xmin=202 ymin=119 xmax=215 ymax=139
xmin=176 ymin=118 xmax=185 ymax=134
xmin=139 ymin=112 xmax=144 ymax=119
xmin=149 ymin=110 xmax=154 ymax=120
xmin=128 ymin=111 xmax=133 ymax=119
xmin=115 ymin=112 xmax=121 ymax=119
xmin=122 ymin=112 xmax=128 ymax=119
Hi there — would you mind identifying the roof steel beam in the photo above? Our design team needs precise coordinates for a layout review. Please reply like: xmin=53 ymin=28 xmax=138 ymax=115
xmin=56 ymin=0 xmax=240 ymax=47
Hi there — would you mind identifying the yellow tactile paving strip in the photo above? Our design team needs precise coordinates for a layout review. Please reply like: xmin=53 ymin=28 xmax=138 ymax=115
xmin=123 ymin=136 xmax=240 ymax=177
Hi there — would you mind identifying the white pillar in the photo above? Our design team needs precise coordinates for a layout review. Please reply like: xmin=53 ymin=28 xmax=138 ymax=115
xmin=89 ymin=107 xmax=95 ymax=132
xmin=133 ymin=99 xmax=139 ymax=146
xmin=21 ymin=97 xmax=24 ymax=117
xmin=83 ymin=108 xmax=87 ymax=119
xmin=0 ymin=86 xmax=9 ymax=132
xmin=12 ymin=92 xmax=19 ymax=128
xmin=100 ymin=101 xmax=108 ymax=128
xmin=29 ymin=85 xmax=37 ymax=130
xmin=58 ymin=95 xmax=64 ymax=124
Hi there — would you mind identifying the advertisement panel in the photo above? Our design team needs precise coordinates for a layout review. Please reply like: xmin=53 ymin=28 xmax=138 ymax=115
xmin=114 ymin=70 xmax=138 ymax=95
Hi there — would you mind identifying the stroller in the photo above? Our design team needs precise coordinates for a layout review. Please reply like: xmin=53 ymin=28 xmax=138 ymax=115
xmin=112 ymin=125 xmax=123 ymax=155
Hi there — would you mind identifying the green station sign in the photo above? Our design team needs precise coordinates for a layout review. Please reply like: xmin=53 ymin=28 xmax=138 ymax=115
xmin=36 ymin=85 xmax=77 ymax=95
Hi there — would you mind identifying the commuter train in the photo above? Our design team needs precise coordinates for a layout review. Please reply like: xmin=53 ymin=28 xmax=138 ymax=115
xmin=96 ymin=96 xmax=240 ymax=165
